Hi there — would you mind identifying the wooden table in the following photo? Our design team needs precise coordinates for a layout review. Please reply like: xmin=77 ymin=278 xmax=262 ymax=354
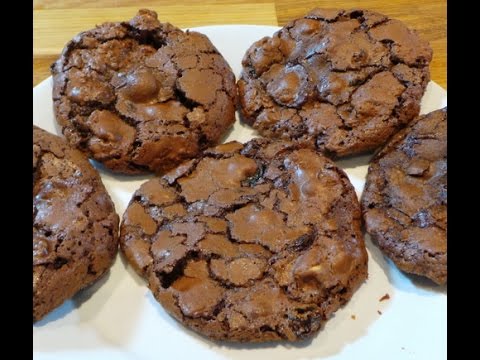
xmin=33 ymin=0 xmax=446 ymax=89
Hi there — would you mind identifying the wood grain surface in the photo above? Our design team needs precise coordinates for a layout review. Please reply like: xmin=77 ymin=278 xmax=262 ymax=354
xmin=33 ymin=0 xmax=446 ymax=88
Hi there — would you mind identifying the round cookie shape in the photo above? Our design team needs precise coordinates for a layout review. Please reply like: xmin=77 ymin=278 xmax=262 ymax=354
xmin=361 ymin=108 xmax=446 ymax=284
xmin=120 ymin=138 xmax=367 ymax=342
xmin=52 ymin=9 xmax=237 ymax=174
xmin=238 ymin=8 xmax=432 ymax=157
xmin=33 ymin=126 xmax=119 ymax=321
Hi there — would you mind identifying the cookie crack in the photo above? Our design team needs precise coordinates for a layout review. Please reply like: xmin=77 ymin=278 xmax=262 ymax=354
xmin=173 ymin=85 xmax=203 ymax=111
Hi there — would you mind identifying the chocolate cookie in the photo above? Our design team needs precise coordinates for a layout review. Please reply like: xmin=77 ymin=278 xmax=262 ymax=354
xmin=238 ymin=8 xmax=432 ymax=157
xmin=52 ymin=9 xmax=236 ymax=174
xmin=33 ymin=126 xmax=119 ymax=321
xmin=361 ymin=108 xmax=446 ymax=284
xmin=120 ymin=138 xmax=368 ymax=342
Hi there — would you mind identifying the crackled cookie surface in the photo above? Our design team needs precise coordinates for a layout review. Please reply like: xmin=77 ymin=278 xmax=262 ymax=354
xmin=120 ymin=138 xmax=367 ymax=342
xmin=238 ymin=8 xmax=432 ymax=157
xmin=33 ymin=126 xmax=119 ymax=321
xmin=52 ymin=9 xmax=236 ymax=174
xmin=361 ymin=108 xmax=447 ymax=284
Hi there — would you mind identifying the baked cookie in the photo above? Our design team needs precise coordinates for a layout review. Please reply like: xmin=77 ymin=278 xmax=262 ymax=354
xmin=33 ymin=126 xmax=119 ymax=321
xmin=52 ymin=9 xmax=236 ymax=174
xmin=120 ymin=138 xmax=367 ymax=342
xmin=361 ymin=108 xmax=447 ymax=284
xmin=238 ymin=8 xmax=432 ymax=157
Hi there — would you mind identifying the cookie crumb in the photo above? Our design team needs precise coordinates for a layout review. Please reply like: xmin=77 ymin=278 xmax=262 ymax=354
xmin=379 ymin=293 xmax=390 ymax=302
xmin=351 ymin=315 xmax=356 ymax=320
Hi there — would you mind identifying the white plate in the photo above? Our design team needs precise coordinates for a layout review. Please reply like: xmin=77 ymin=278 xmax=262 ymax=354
xmin=33 ymin=25 xmax=447 ymax=360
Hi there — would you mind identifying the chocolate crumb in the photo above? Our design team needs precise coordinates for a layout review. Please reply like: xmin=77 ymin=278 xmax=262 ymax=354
xmin=379 ymin=293 xmax=390 ymax=302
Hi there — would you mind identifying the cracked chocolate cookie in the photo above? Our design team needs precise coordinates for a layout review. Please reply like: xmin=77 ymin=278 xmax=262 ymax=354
xmin=361 ymin=108 xmax=446 ymax=284
xmin=238 ymin=8 xmax=432 ymax=157
xmin=120 ymin=138 xmax=368 ymax=342
xmin=52 ymin=9 xmax=237 ymax=174
xmin=33 ymin=126 xmax=119 ymax=321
